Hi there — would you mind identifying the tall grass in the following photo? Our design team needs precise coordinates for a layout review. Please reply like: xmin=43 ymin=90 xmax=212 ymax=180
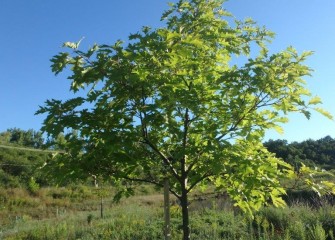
xmin=1 ymin=186 xmax=335 ymax=239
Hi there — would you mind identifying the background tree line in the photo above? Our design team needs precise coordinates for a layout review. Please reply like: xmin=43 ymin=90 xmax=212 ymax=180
xmin=264 ymin=136 xmax=335 ymax=170
xmin=0 ymin=128 xmax=335 ymax=188
xmin=0 ymin=128 xmax=44 ymax=149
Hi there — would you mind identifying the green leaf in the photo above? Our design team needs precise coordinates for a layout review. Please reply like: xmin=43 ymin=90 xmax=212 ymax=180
xmin=308 ymin=96 xmax=322 ymax=105
xmin=314 ymin=107 xmax=333 ymax=120
xmin=63 ymin=42 xmax=78 ymax=49
xmin=301 ymin=110 xmax=311 ymax=120
xmin=271 ymin=195 xmax=286 ymax=208
xmin=63 ymin=37 xmax=84 ymax=49
xmin=272 ymin=125 xmax=284 ymax=135
xmin=50 ymin=53 xmax=69 ymax=75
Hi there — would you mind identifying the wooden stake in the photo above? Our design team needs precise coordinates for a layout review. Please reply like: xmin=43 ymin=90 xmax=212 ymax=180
xmin=164 ymin=178 xmax=171 ymax=240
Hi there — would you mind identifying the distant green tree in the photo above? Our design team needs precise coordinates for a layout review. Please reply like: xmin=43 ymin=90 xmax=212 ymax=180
xmin=0 ymin=131 xmax=11 ymax=144
xmin=37 ymin=1 xmax=334 ymax=239
xmin=8 ymin=128 xmax=25 ymax=145
xmin=264 ymin=139 xmax=289 ymax=160
xmin=2 ymin=128 xmax=44 ymax=148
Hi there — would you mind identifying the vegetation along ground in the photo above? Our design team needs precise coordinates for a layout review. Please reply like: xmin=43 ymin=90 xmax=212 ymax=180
xmin=1 ymin=185 xmax=335 ymax=239
xmin=2 ymin=129 xmax=335 ymax=239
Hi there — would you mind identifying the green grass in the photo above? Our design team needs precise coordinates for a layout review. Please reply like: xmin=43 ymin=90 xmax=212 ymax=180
xmin=1 ymin=186 xmax=335 ymax=239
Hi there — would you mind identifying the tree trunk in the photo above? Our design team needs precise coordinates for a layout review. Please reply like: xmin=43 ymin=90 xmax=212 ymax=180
xmin=180 ymin=187 xmax=190 ymax=240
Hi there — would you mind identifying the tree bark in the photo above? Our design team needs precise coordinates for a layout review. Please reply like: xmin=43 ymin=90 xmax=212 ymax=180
xmin=180 ymin=187 xmax=190 ymax=240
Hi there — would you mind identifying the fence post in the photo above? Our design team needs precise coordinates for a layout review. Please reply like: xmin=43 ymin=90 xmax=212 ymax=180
xmin=164 ymin=178 xmax=171 ymax=240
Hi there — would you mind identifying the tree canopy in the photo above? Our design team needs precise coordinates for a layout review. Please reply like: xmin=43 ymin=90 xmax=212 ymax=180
xmin=37 ymin=0 xmax=334 ymax=239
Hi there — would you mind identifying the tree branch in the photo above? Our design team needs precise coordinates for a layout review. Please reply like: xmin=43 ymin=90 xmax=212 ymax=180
xmin=122 ymin=175 xmax=180 ymax=198
xmin=182 ymin=108 xmax=189 ymax=152
xmin=143 ymin=138 xmax=181 ymax=182
xmin=187 ymin=172 xmax=213 ymax=193
xmin=185 ymin=149 xmax=204 ymax=175
xmin=216 ymin=90 xmax=273 ymax=141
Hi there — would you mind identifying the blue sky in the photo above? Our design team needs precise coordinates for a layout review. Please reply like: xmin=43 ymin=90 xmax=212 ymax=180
xmin=1 ymin=0 xmax=334 ymax=142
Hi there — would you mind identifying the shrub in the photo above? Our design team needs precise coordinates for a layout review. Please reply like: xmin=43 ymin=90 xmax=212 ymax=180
xmin=27 ymin=177 xmax=40 ymax=195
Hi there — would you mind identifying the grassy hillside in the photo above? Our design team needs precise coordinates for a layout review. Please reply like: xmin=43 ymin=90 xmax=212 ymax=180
xmin=1 ymin=136 xmax=335 ymax=239
xmin=1 ymin=186 xmax=335 ymax=239
xmin=0 ymin=145 xmax=51 ymax=188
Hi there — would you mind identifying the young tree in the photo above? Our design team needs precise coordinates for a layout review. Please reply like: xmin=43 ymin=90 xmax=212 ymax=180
xmin=37 ymin=0 xmax=334 ymax=239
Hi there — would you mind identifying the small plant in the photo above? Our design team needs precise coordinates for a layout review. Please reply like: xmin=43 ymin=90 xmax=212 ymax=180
xmin=309 ymin=221 xmax=327 ymax=240
xmin=288 ymin=220 xmax=306 ymax=240
xmin=27 ymin=177 xmax=40 ymax=195
xmin=170 ymin=205 xmax=181 ymax=218
xmin=87 ymin=213 xmax=94 ymax=225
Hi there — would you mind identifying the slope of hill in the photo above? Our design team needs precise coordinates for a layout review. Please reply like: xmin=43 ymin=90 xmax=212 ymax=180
xmin=0 ymin=144 xmax=50 ymax=188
